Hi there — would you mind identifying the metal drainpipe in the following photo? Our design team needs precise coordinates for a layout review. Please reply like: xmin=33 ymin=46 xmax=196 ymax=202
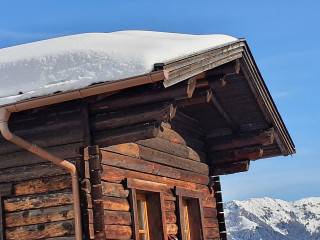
xmin=0 ymin=108 xmax=82 ymax=240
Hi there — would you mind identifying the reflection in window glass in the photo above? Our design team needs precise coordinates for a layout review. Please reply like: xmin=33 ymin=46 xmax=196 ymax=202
xmin=182 ymin=199 xmax=191 ymax=240
xmin=137 ymin=194 xmax=150 ymax=240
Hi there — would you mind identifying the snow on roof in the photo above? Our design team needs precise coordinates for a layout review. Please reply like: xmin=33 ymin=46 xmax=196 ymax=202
xmin=0 ymin=30 xmax=237 ymax=106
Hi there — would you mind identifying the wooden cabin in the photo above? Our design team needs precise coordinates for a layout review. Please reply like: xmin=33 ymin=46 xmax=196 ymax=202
xmin=0 ymin=35 xmax=295 ymax=240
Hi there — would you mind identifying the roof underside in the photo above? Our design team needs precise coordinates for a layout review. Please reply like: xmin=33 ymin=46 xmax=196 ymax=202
xmin=156 ymin=40 xmax=295 ymax=160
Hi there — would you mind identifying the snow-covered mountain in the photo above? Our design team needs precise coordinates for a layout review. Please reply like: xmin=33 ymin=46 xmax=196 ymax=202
xmin=224 ymin=197 xmax=320 ymax=240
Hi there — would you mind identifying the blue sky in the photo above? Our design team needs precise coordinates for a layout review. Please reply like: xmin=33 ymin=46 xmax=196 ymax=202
xmin=1 ymin=1 xmax=319 ymax=202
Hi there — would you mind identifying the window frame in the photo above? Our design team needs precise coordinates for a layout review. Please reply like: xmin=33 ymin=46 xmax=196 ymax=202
xmin=127 ymin=178 xmax=167 ymax=240
xmin=175 ymin=186 xmax=206 ymax=240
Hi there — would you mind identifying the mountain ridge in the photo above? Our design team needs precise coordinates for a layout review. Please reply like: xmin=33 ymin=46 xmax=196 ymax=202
xmin=224 ymin=197 xmax=320 ymax=240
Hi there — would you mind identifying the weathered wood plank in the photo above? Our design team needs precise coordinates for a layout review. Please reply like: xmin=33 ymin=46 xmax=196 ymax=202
xmin=203 ymin=208 xmax=217 ymax=218
xmin=0 ymin=162 xmax=68 ymax=183
xmin=207 ymin=128 xmax=274 ymax=152
xmin=204 ymin=218 xmax=219 ymax=228
xmin=103 ymin=143 xmax=208 ymax=175
xmin=0 ymin=142 xmax=82 ymax=170
xmin=101 ymin=165 xmax=212 ymax=196
xmin=102 ymin=196 xmax=130 ymax=211
xmin=104 ymin=225 xmax=132 ymax=239
xmin=137 ymin=137 xmax=204 ymax=162
xmin=165 ymin=201 xmax=175 ymax=212
xmin=93 ymin=122 xmax=161 ymax=147
xmin=212 ymin=161 xmax=250 ymax=175
xmin=0 ymin=125 xmax=83 ymax=155
xmin=104 ymin=211 xmax=131 ymax=225
xmin=166 ymin=223 xmax=178 ymax=235
xmin=101 ymin=182 xmax=129 ymax=198
xmin=209 ymin=146 xmax=263 ymax=164
xmin=165 ymin=211 xmax=177 ymax=224
xmin=101 ymin=151 xmax=209 ymax=184
xmin=13 ymin=175 xmax=71 ymax=196
xmin=91 ymin=102 xmax=176 ymax=132
xmin=126 ymin=178 xmax=169 ymax=194
xmin=206 ymin=227 xmax=220 ymax=239
xmin=5 ymin=204 xmax=74 ymax=227
xmin=4 ymin=190 xmax=73 ymax=212
xmin=89 ymin=81 xmax=194 ymax=114
xmin=6 ymin=219 xmax=75 ymax=240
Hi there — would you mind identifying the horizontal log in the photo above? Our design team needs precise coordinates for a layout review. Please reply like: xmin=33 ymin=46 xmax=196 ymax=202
xmin=177 ymin=89 xmax=213 ymax=108
xmin=91 ymin=102 xmax=176 ymax=132
xmin=126 ymin=178 xmax=168 ymax=193
xmin=0 ymin=123 xmax=83 ymax=155
xmin=209 ymin=147 xmax=263 ymax=164
xmin=4 ymin=190 xmax=73 ymax=212
xmin=137 ymin=145 xmax=208 ymax=175
xmin=211 ymin=161 xmax=250 ymax=175
xmin=137 ymin=138 xmax=203 ymax=162
xmin=165 ymin=211 xmax=177 ymax=223
xmin=195 ymin=77 xmax=226 ymax=90
xmin=101 ymin=165 xmax=213 ymax=197
xmin=104 ymin=211 xmax=131 ymax=225
xmin=166 ymin=223 xmax=178 ymax=235
xmin=202 ymin=198 xmax=217 ymax=208
xmin=165 ymin=201 xmax=175 ymax=212
xmin=204 ymin=218 xmax=219 ymax=228
xmin=92 ymin=122 xmax=161 ymax=147
xmin=5 ymin=205 xmax=74 ymax=228
xmin=101 ymin=151 xmax=209 ymax=184
xmin=203 ymin=208 xmax=217 ymax=218
xmin=102 ymin=196 xmax=130 ymax=211
xmin=206 ymin=227 xmax=220 ymax=239
xmin=13 ymin=175 xmax=72 ymax=196
xmin=0 ymin=142 xmax=82 ymax=170
xmin=89 ymin=81 xmax=195 ymax=114
xmin=0 ymin=162 xmax=68 ymax=183
xmin=207 ymin=128 xmax=275 ymax=151
xmin=101 ymin=143 xmax=140 ymax=159
xmin=3 ymin=110 xmax=82 ymax=141
xmin=6 ymin=220 xmax=75 ymax=240
xmin=102 ymin=182 xmax=129 ymax=198
xmin=104 ymin=225 xmax=132 ymax=239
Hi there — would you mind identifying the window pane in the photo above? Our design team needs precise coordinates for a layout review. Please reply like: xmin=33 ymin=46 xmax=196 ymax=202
xmin=137 ymin=199 xmax=147 ymax=230
xmin=139 ymin=233 xmax=147 ymax=240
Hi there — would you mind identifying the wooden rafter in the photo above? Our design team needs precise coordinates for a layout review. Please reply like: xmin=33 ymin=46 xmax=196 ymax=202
xmin=206 ymin=128 xmax=274 ymax=152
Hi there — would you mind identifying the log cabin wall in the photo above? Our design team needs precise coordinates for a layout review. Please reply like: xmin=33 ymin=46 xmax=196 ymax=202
xmin=0 ymin=101 xmax=85 ymax=240
xmin=84 ymin=81 xmax=221 ymax=239
xmin=97 ymin=125 xmax=220 ymax=240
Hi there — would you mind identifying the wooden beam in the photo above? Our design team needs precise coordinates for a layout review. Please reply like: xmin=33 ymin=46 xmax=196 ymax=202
xmin=89 ymin=80 xmax=195 ymax=114
xmin=92 ymin=122 xmax=161 ymax=148
xmin=177 ymin=89 xmax=212 ymax=107
xmin=210 ymin=92 xmax=238 ymax=133
xmin=195 ymin=76 xmax=226 ymax=90
xmin=211 ymin=161 xmax=250 ymax=175
xmin=209 ymin=147 xmax=263 ymax=164
xmin=91 ymin=102 xmax=176 ymax=132
xmin=207 ymin=128 xmax=274 ymax=152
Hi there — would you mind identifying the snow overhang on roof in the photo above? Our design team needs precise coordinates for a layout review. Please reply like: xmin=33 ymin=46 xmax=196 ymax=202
xmin=0 ymin=30 xmax=237 ymax=106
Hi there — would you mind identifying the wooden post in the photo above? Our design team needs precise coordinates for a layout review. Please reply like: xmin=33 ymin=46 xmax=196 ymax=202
xmin=83 ymin=146 xmax=105 ymax=240
xmin=0 ymin=183 xmax=13 ymax=240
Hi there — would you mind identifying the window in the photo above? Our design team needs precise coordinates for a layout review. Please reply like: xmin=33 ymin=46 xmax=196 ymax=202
xmin=137 ymin=193 xmax=150 ymax=240
xmin=182 ymin=199 xmax=191 ymax=240
xmin=127 ymin=178 xmax=167 ymax=240
xmin=176 ymin=187 xmax=206 ymax=240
